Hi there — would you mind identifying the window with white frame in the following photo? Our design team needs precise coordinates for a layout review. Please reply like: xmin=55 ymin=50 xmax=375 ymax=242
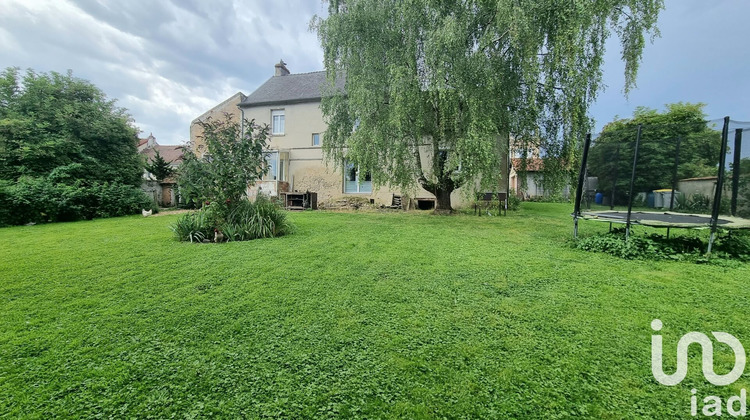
xmin=344 ymin=160 xmax=372 ymax=193
xmin=312 ymin=133 xmax=321 ymax=146
xmin=262 ymin=151 xmax=278 ymax=181
xmin=271 ymin=109 xmax=285 ymax=135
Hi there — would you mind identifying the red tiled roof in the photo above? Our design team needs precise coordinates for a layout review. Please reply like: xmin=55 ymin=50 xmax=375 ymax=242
xmin=512 ymin=158 xmax=544 ymax=172
xmin=140 ymin=145 xmax=184 ymax=165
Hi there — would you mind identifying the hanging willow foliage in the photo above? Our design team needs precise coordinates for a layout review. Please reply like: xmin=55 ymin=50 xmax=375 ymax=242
xmin=313 ymin=0 xmax=663 ymax=210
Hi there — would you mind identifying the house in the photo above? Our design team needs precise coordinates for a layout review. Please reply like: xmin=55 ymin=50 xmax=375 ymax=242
xmin=190 ymin=91 xmax=247 ymax=156
xmin=510 ymin=157 xmax=571 ymax=200
xmin=191 ymin=60 xmax=509 ymax=209
xmin=139 ymin=134 xmax=184 ymax=207
xmin=137 ymin=134 xmax=157 ymax=152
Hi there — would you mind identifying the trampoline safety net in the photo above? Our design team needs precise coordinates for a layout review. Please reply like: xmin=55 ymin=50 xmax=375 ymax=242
xmin=573 ymin=116 xmax=750 ymax=234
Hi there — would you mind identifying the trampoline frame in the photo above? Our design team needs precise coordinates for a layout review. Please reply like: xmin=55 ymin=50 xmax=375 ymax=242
xmin=579 ymin=210 xmax=750 ymax=230
xmin=573 ymin=116 xmax=750 ymax=253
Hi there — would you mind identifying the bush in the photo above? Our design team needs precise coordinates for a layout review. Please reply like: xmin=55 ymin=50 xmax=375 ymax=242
xmin=170 ymin=195 xmax=293 ymax=243
xmin=574 ymin=228 xmax=750 ymax=263
xmin=507 ymin=189 xmax=521 ymax=211
xmin=674 ymin=193 xmax=730 ymax=215
xmin=525 ymin=193 xmax=570 ymax=204
xmin=0 ymin=177 xmax=156 ymax=226
xmin=170 ymin=211 xmax=211 ymax=243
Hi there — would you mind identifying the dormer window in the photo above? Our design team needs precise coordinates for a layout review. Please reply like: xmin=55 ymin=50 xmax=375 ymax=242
xmin=271 ymin=109 xmax=285 ymax=135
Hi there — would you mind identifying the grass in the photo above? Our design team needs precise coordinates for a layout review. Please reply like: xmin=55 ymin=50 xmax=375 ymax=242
xmin=1 ymin=203 xmax=748 ymax=418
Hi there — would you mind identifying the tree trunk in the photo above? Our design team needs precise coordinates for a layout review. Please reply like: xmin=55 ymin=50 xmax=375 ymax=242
xmin=414 ymin=133 xmax=458 ymax=213
xmin=434 ymin=186 xmax=453 ymax=213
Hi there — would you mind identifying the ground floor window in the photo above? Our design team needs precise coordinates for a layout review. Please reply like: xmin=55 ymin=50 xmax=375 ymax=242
xmin=344 ymin=160 xmax=372 ymax=193
xmin=262 ymin=151 xmax=287 ymax=181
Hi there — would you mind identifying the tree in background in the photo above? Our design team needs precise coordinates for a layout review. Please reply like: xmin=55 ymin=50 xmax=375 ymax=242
xmin=177 ymin=114 xmax=269 ymax=205
xmin=0 ymin=67 xmax=142 ymax=186
xmin=732 ymin=156 xmax=750 ymax=218
xmin=734 ymin=157 xmax=750 ymax=176
xmin=144 ymin=149 xmax=175 ymax=182
xmin=314 ymin=0 xmax=662 ymax=210
xmin=0 ymin=67 xmax=153 ymax=225
xmin=588 ymin=103 xmax=722 ymax=202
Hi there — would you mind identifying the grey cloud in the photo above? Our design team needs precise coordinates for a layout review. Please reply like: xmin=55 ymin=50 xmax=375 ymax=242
xmin=12 ymin=0 xmax=744 ymax=149
xmin=1 ymin=0 xmax=324 ymax=144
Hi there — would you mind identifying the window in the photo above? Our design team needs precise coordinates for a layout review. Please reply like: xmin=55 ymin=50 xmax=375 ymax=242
xmin=312 ymin=133 xmax=321 ymax=146
xmin=271 ymin=109 xmax=285 ymax=135
xmin=263 ymin=151 xmax=278 ymax=181
xmin=262 ymin=151 xmax=287 ymax=182
xmin=344 ymin=160 xmax=372 ymax=193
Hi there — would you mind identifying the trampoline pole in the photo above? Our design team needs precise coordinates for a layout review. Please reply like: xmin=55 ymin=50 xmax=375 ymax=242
xmin=708 ymin=116 xmax=730 ymax=254
xmin=670 ymin=137 xmax=681 ymax=211
xmin=573 ymin=133 xmax=592 ymax=238
xmin=731 ymin=129 xmax=742 ymax=217
xmin=626 ymin=125 xmax=642 ymax=240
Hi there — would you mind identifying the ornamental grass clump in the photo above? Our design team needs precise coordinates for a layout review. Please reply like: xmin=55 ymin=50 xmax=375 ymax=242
xmin=170 ymin=195 xmax=293 ymax=243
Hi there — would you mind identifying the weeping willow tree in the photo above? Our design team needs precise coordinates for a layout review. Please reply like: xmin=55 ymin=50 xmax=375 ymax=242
xmin=314 ymin=0 xmax=662 ymax=210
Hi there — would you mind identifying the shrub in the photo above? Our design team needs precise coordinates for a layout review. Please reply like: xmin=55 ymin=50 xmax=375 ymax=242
xmin=177 ymin=114 xmax=269 ymax=205
xmin=171 ymin=195 xmax=293 ymax=243
xmin=507 ymin=189 xmax=521 ymax=211
xmin=0 ymin=177 xmax=156 ymax=226
xmin=170 ymin=211 xmax=211 ymax=243
xmin=574 ymin=228 xmax=750 ymax=263
xmin=674 ymin=193 xmax=730 ymax=215
xmin=525 ymin=193 xmax=570 ymax=204
xmin=713 ymin=231 xmax=750 ymax=261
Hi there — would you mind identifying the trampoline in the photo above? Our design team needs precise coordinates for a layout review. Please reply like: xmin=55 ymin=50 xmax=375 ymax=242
xmin=571 ymin=116 xmax=750 ymax=252
xmin=580 ymin=211 xmax=750 ymax=230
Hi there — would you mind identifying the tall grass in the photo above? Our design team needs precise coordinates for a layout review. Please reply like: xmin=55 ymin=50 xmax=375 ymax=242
xmin=170 ymin=195 xmax=293 ymax=242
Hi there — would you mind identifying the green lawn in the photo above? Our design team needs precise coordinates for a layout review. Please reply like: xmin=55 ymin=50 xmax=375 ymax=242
xmin=1 ymin=203 xmax=748 ymax=418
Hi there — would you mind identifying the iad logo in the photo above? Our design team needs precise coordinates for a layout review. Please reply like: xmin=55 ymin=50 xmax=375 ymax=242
xmin=651 ymin=319 xmax=746 ymax=386
xmin=651 ymin=319 xmax=748 ymax=417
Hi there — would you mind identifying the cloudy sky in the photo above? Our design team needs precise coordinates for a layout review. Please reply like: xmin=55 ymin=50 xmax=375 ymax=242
xmin=1 ymin=0 xmax=748 ymax=145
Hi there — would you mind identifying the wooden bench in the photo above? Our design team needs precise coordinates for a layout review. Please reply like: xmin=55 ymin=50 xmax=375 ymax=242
xmin=474 ymin=192 xmax=507 ymax=216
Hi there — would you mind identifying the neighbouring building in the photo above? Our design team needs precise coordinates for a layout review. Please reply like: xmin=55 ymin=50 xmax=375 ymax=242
xmin=677 ymin=176 xmax=718 ymax=198
xmin=510 ymin=157 xmax=572 ymax=200
xmin=190 ymin=91 xmax=247 ymax=156
xmin=139 ymin=134 xmax=184 ymax=207
xmin=191 ymin=60 xmax=511 ymax=209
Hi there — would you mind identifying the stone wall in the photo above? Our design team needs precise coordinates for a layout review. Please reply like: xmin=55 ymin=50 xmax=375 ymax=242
xmin=291 ymin=166 xmax=342 ymax=204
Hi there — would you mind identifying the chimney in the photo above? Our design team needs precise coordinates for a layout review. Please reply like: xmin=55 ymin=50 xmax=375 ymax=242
xmin=274 ymin=59 xmax=290 ymax=77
